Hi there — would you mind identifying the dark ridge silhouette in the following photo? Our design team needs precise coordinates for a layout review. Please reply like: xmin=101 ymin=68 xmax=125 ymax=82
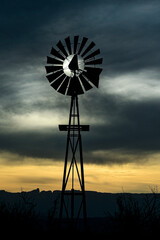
xmin=0 ymin=189 xmax=160 ymax=239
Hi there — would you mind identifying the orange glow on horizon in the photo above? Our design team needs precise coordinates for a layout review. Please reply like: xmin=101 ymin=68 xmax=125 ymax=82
xmin=0 ymin=155 xmax=160 ymax=193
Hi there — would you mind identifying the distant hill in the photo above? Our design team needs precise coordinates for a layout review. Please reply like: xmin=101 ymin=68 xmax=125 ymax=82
xmin=0 ymin=188 xmax=159 ymax=218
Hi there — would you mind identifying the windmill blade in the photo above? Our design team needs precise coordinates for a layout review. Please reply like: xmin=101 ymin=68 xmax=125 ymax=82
xmin=65 ymin=36 xmax=72 ymax=55
xmin=84 ymin=49 xmax=100 ymax=61
xmin=47 ymin=56 xmax=63 ymax=65
xmin=50 ymin=74 xmax=66 ymax=90
xmin=74 ymin=36 xmax=79 ymax=54
xmin=78 ymin=37 xmax=88 ymax=55
xmin=85 ymin=58 xmax=103 ymax=65
xmin=50 ymin=47 xmax=65 ymax=60
xmin=81 ymin=41 xmax=95 ymax=57
xmin=67 ymin=76 xmax=84 ymax=96
xmin=46 ymin=70 xmax=64 ymax=83
xmin=57 ymin=40 xmax=68 ymax=57
xmin=58 ymin=76 xmax=70 ymax=95
xmin=45 ymin=65 xmax=62 ymax=74
xmin=79 ymin=75 xmax=93 ymax=91
xmin=83 ymin=68 xmax=102 ymax=88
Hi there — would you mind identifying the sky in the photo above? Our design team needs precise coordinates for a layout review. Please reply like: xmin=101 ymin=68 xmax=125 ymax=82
xmin=0 ymin=0 xmax=160 ymax=193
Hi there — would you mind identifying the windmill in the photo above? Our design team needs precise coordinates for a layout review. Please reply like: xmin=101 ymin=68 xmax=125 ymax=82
xmin=45 ymin=36 xmax=103 ymax=227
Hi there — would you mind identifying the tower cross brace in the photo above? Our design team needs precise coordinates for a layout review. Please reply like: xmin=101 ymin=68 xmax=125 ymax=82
xmin=59 ymin=94 xmax=89 ymax=227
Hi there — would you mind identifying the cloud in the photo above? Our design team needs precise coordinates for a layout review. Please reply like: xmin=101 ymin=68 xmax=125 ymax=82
xmin=101 ymin=70 xmax=160 ymax=101
xmin=85 ymin=149 xmax=158 ymax=165
xmin=82 ymin=96 xmax=160 ymax=153
xmin=0 ymin=92 xmax=160 ymax=165
xmin=1 ymin=0 xmax=160 ymax=74
xmin=17 ymin=176 xmax=57 ymax=184
xmin=0 ymin=0 xmax=160 ymax=166
xmin=0 ymin=131 xmax=65 ymax=160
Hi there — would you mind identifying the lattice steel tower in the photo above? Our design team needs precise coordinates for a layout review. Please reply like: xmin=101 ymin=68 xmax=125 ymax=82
xmin=45 ymin=36 xmax=103 ymax=227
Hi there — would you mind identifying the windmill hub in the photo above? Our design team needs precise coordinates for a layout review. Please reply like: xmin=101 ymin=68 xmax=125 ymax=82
xmin=63 ymin=54 xmax=84 ymax=77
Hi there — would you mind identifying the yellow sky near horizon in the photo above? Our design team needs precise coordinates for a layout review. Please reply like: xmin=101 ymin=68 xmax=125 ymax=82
xmin=0 ymin=151 xmax=160 ymax=193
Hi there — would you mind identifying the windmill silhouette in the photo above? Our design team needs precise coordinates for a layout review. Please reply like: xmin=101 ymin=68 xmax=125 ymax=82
xmin=45 ymin=36 xmax=103 ymax=228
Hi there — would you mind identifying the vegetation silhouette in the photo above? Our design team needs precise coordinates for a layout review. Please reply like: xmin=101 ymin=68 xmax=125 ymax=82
xmin=104 ymin=189 xmax=160 ymax=239
xmin=0 ymin=191 xmax=43 ymax=237
xmin=0 ymin=189 xmax=160 ymax=239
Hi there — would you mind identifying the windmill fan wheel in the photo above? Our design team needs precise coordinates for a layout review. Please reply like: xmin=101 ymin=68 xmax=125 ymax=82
xmin=45 ymin=36 xmax=103 ymax=96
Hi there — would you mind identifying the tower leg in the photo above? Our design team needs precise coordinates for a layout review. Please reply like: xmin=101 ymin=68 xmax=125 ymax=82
xmin=59 ymin=95 xmax=87 ymax=228
xmin=59 ymin=96 xmax=74 ymax=222
xmin=75 ymin=96 xmax=87 ymax=223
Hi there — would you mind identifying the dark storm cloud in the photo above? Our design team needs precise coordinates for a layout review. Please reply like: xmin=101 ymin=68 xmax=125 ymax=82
xmin=81 ymin=93 xmax=160 ymax=163
xmin=1 ymin=0 xmax=160 ymax=73
xmin=1 ymin=93 xmax=160 ymax=165
xmin=0 ymin=131 xmax=66 ymax=160
xmin=0 ymin=0 xmax=160 ymax=165
xmin=83 ymin=98 xmax=160 ymax=153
